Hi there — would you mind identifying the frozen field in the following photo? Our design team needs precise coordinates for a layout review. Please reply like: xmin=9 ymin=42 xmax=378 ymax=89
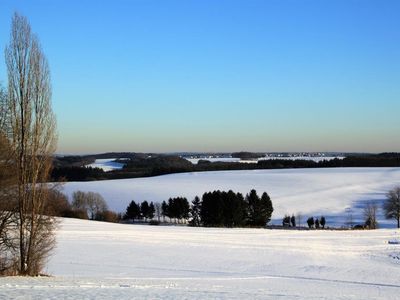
xmin=1 ymin=218 xmax=400 ymax=299
xmin=62 ymin=167 xmax=400 ymax=228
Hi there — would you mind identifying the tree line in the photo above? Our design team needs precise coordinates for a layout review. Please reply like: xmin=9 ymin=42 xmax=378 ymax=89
xmin=123 ymin=189 xmax=274 ymax=228
xmin=124 ymin=200 xmax=156 ymax=222
xmin=122 ymin=184 xmax=400 ymax=230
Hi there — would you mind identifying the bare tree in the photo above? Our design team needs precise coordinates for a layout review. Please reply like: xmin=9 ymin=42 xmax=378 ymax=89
xmin=384 ymin=186 xmax=400 ymax=228
xmin=72 ymin=191 xmax=108 ymax=220
xmin=0 ymin=84 xmax=8 ymax=131
xmin=296 ymin=212 xmax=302 ymax=228
xmin=71 ymin=191 xmax=87 ymax=210
xmin=4 ymin=13 xmax=57 ymax=275
xmin=86 ymin=192 xmax=108 ymax=220
xmin=154 ymin=203 xmax=162 ymax=222
xmin=363 ymin=202 xmax=378 ymax=229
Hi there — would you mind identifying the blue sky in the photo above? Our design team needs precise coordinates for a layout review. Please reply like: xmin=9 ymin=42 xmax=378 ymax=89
xmin=0 ymin=0 xmax=399 ymax=153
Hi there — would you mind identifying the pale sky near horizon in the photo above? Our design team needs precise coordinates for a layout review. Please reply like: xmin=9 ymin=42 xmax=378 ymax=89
xmin=0 ymin=0 xmax=399 ymax=154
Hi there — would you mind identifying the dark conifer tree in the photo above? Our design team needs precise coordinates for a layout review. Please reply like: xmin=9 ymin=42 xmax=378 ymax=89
xmin=307 ymin=217 xmax=314 ymax=229
xmin=149 ymin=202 xmax=155 ymax=220
xmin=201 ymin=191 xmax=223 ymax=227
xmin=320 ymin=216 xmax=326 ymax=229
xmin=290 ymin=215 xmax=296 ymax=227
xmin=161 ymin=200 xmax=168 ymax=222
xmin=189 ymin=196 xmax=202 ymax=226
xmin=282 ymin=215 xmax=291 ymax=227
xmin=261 ymin=192 xmax=274 ymax=225
xmin=167 ymin=198 xmax=176 ymax=222
xmin=246 ymin=189 xmax=260 ymax=226
xmin=223 ymin=190 xmax=246 ymax=227
xmin=141 ymin=201 xmax=150 ymax=221
xmin=246 ymin=190 xmax=273 ymax=227
xmin=179 ymin=197 xmax=190 ymax=222
xmin=315 ymin=218 xmax=320 ymax=229
xmin=234 ymin=192 xmax=247 ymax=226
xmin=125 ymin=200 xmax=140 ymax=222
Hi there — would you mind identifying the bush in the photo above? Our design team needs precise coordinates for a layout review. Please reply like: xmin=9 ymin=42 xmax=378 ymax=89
xmin=62 ymin=209 xmax=88 ymax=220
xmin=45 ymin=189 xmax=71 ymax=217
xmin=96 ymin=210 xmax=120 ymax=223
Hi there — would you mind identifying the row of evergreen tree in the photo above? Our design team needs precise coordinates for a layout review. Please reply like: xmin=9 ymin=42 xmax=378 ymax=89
xmin=162 ymin=197 xmax=190 ymax=223
xmin=282 ymin=215 xmax=326 ymax=229
xmin=306 ymin=216 xmax=326 ymax=229
xmin=125 ymin=200 xmax=156 ymax=221
xmin=124 ymin=189 xmax=273 ymax=228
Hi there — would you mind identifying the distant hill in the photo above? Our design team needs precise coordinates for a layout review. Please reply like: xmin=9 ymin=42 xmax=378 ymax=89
xmin=51 ymin=152 xmax=400 ymax=182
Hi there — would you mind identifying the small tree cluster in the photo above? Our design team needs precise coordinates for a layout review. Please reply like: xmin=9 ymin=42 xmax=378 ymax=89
xmin=124 ymin=200 xmax=155 ymax=222
xmin=282 ymin=215 xmax=296 ymax=227
xmin=201 ymin=190 xmax=245 ymax=227
xmin=246 ymin=190 xmax=274 ymax=227
xmin=162 ymin=197 xmax=190 ymax=223
xmin=71 ymin=191 xmax=108 ymax=220
xmin=198 ymin=189 xmax=273 ymax=227
xmin=307 ymin=216 xmax=326 ymax=229
xmin=141 ymin=201 xmax=155 ymax=221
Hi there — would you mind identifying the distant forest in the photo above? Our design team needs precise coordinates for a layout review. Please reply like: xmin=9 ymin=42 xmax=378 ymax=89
xmin=51 ymin=152 xmax=400 ymax=182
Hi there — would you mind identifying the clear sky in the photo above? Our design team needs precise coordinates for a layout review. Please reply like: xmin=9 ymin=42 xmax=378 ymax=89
xmin=0 ymin=0 xmax=399 ymax=154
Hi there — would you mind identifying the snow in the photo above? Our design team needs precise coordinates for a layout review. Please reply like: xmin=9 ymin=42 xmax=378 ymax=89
xmin=185 ymin=157 xmax=242 ymax=164
xmin=61 ymin=167 xmax=400 ymax=228
xmin=184 ymin=156 xmax=344 ymax=164
xmin=10 ymin=167 xmax=396 ymax=297
xmin=259 ymin=156 xmax=345 ymax=163
xmin=85 ymin=158 xmax=125 ymax=172
xmin=1 ymin=218 xmax=400 ymax=299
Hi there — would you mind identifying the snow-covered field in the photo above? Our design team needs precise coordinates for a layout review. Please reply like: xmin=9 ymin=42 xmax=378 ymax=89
xmin=1 ymin=218 xmax=400 ymax=299
xmin=85 ymin=158 xmax=125 ymax=172
xmin=62 ymin=167 xmax=400 ymax=228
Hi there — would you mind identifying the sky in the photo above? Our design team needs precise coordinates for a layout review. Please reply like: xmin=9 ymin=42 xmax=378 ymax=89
xmin=0 ymin=0 xmax=399 ymax=154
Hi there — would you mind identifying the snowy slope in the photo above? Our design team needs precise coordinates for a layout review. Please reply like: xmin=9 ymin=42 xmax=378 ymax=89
xmin=61 ymin=167 xmax=400 ymax=228
xmin=1 ymin=218 xmax=400 ymax=299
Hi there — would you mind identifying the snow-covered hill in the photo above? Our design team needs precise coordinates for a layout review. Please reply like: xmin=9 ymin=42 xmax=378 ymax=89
xmin=1 ymin=218 xmax=400 ymax=299
xmin=61 ymin=167 xmax=400 ymax=228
